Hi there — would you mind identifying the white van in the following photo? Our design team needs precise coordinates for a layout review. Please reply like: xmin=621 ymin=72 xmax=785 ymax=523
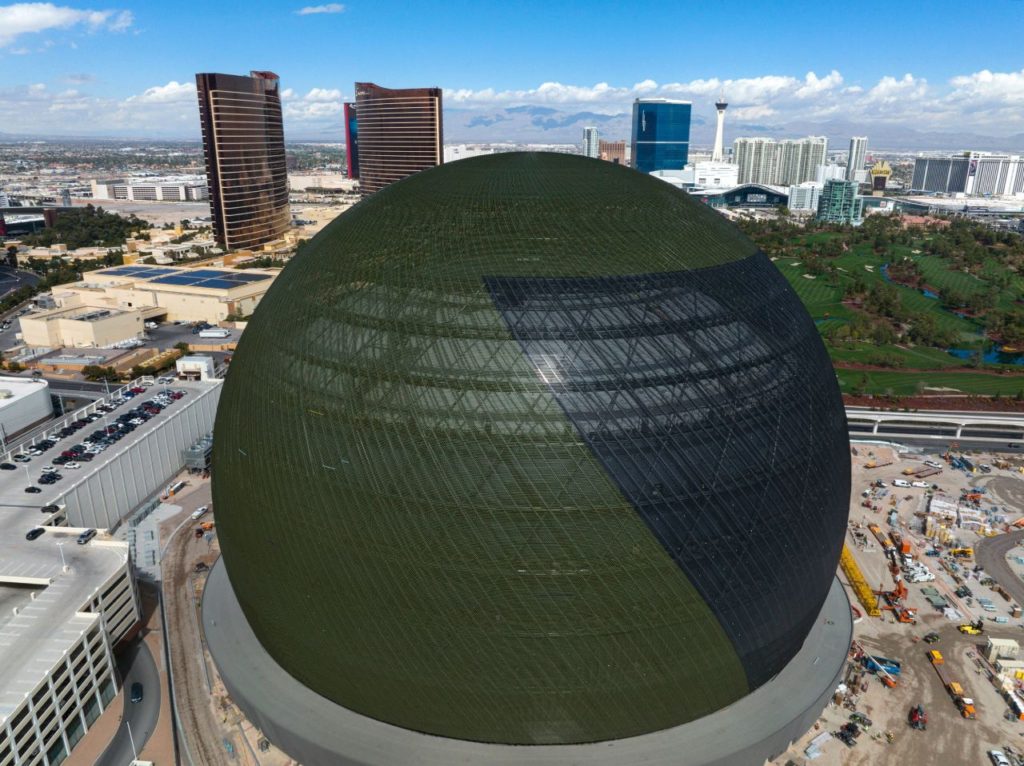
xmin=190 ymin=505 xmax=209 ymax=520
xmin=893 ymin=479 xmax=911 ymax=488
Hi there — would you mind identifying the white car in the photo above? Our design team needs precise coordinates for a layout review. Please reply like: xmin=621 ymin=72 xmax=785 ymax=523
xmin=191 ymin=505 xmax=209 ymax=520
xmin=63 ymin=462 xmax=80 ymax=469
xmin=892 ymin=479 xmax=911 ymax=488
xmin=924 ymin=460 xmax=943 ymax=469
xmin=911 ymin=481 xmax=931 ymax=489
xmin=40 ymin=465 xmax=54 ymax=472
xmin=989 ymin=750 xmax=1011 ymax=766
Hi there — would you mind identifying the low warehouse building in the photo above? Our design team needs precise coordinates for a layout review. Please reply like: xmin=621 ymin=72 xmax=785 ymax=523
xmin=19 ymin=304 xmax=144 ymax=349
xmin=42 ymin=264 xmax=279 ymax=325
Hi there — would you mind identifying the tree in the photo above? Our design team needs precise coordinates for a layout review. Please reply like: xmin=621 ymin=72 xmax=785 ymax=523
xmin=173 ymin=341 xmax=190 ymax=354
xmin=81 ymin=365 xmax=119 ymax=382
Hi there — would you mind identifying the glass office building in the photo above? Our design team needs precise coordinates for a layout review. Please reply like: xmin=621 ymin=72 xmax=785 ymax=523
xmin=195 ymin=71 xmax=290 ymax=251
xmin=631 ymin=98 xmax=692 ymax=173
xmin=212 ymin=152 xmax=850 ymax=747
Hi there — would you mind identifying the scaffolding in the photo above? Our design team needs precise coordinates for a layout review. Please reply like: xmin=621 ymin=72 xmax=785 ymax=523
xmin=841 ymin=544 xmax=881 ymax=617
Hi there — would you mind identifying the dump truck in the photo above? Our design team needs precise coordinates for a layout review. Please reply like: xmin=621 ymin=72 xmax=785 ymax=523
xmin=928 ymin=650 xmax=944 ymax=665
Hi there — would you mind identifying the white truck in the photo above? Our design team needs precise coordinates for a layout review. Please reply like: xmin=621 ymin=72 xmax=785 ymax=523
xmin=198 ymin=328 xmax=230 ymax=339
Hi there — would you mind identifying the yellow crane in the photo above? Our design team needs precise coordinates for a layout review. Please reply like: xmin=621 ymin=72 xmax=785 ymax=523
xmin=841 ymin=544 xmax=882 ymax=617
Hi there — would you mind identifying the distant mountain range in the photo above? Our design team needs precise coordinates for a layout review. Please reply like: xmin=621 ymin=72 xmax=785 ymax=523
xmin=4 ymin=113 xmax=1023 ymax=154
xmin=444 ymin=108 xmax=1024 ymax=154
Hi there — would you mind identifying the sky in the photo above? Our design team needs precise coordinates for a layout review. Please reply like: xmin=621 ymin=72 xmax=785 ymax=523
xmin=2 ymin=0 xmax=1024 ymax=148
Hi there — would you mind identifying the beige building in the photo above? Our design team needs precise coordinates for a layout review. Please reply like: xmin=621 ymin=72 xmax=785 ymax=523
xmin=20 ymin=304 xmax=144 ymax=349
xmin=43 ymin=264 xmax=280 ymax=325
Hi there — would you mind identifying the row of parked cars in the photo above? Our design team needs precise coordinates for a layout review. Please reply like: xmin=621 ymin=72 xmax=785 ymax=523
xmin=12 ymin=385 xmax=188 ymax=527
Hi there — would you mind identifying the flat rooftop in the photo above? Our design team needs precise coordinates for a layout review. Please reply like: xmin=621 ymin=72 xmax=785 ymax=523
xmin=0 ymin=376 xmax=48 ymax=409
xmin=0 ymin=376 xmax=218 ymax=725
xmin=95 ymin=264 xmax=275 ymax=291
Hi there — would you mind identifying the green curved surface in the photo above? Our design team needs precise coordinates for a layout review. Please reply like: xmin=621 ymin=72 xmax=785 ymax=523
xmin=212 ymin=153 xmax=757 ymax=744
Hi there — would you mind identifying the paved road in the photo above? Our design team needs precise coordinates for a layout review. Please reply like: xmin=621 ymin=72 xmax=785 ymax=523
xmin=96 ymin=639 xmax=161 ymax=766
xmin=975 ymin=528 xmax=1024 ymax=605
xmin=0 ymin=265 xmax=38 ymax=300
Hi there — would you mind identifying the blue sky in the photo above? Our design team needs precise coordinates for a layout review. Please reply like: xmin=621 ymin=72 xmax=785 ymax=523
xmin=2 ymin=0 xmax=1024 ymax=146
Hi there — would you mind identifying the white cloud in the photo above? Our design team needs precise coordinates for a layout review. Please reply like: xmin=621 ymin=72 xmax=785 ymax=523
xmin=731 ymin=105 xmax=776 ymax=120
xmin=949 ymin=69 xmax=1024 ymax=104
xmin=0 ymin=3 xmax=132 ymax=48
xmin=304 ymin=87 xmax=342 ymax=102
xmin=283 ymin=87 xmax=345 ymax=120
xmin=9 ymin=67 xmax=1024 ymax=142
xmin=126 ymin=80 xmax=195 ymax=104
xmin=794 ymin=70 xmax=843 ymax=99
xmin=296 ymin=3 xmax=344 ymax=14
xmin=863 ymin=74 xmax=927 ymax=105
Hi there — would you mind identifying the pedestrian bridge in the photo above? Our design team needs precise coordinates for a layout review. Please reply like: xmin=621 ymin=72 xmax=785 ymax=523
xmin=846 ymin=406 xmax=1024 ymax=444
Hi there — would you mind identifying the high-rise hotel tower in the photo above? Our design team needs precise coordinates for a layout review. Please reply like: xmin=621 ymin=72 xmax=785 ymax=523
xmin=196 ymin=71 xmax=290 ymax=250
xmin=350 ymin=82 xmax=443 ymax=195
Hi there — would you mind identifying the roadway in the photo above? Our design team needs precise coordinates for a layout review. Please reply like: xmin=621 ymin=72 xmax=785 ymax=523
xmin=0 ymin=266 xmax=38 ymax=300
xmin=975 ymin=528 xmax=1024 ymax=606
xmin=96 ymin=639 xmax=160 ymax=766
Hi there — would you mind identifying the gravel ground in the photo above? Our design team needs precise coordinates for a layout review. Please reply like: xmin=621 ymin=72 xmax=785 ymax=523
xmin=773 ymin=444 xmax=1024 ymax=765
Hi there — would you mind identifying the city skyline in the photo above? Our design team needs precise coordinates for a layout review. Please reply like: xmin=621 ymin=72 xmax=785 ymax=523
xmin=0 ymin=0 xmax=1023 ymax=147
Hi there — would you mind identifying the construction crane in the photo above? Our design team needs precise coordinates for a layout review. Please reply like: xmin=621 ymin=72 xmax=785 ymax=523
xmin=840 ymin=544 xmax=882 ymax=618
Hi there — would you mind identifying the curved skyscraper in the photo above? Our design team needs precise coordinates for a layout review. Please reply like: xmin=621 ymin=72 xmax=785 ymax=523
xmin=206 ymin=152 xmax=852 ymax=766
xmin=353 ymin=82 xmax=443 ymax=195
xmin=195 ymin=71 xmax=290 ymax=251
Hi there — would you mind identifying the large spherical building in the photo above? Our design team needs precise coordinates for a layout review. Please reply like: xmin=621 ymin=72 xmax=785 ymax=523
xmin=206 ymin=152 xmax=851 ymax=765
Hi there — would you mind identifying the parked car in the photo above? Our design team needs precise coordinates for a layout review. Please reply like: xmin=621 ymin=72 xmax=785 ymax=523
xmin=63 ymin=462 xmax=80 ymax=470
xmin=989 ymin=750 xmax=1011 ymax=766
xmin=0 ymin=463 xmax=15 ymax=470
xmin=76 ymin=529 xmax=97 ymax=545
xmin=25 ymin=527 xmax=45 ymax=541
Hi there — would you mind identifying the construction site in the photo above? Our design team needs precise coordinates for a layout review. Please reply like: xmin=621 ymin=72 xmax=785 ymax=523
xmin=774 ymin=442 xmax=1024 ymax=766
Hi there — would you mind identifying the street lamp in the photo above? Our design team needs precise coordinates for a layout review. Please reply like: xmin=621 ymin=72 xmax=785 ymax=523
xmin=127 ymin=720 xmax=139 ymax=760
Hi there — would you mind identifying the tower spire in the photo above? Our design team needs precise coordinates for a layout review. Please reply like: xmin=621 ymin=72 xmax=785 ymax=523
xmin=712 ymin=93 xmax=728 ymax=163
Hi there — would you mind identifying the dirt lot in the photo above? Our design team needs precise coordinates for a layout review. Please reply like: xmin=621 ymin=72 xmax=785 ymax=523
xmin=773 ymin=444 xmax=1024 ymax=765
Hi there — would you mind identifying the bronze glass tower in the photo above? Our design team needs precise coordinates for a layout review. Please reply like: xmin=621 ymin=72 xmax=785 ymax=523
xmin=354 ymin=82 xmax=443 ymax=195
xmin=196 ymin=71 xmax=290 ymax=250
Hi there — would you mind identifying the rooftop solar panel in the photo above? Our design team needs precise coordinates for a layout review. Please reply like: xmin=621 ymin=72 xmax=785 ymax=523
xmin=183 ymin=269 xmax=229 ymax=279
xmin=195 ymin=279 xmax=240 ymax=289
xmin=231 ymin=272 xmax=272 ymax=282
xmin=150 ymin=275 xmax=200 ymax=285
